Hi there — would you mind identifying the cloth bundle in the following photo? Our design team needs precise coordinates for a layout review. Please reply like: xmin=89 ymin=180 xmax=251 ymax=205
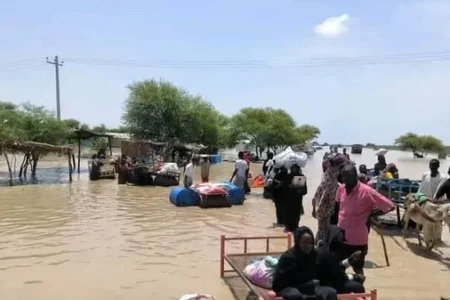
xmin=243 ymin=256 xmax=279 ymax=289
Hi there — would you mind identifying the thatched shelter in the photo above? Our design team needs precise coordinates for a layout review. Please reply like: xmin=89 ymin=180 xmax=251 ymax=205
xmin=0 ymin=140 xmax=75 ymax=185
xmin=121 ymin=139 xmax=167 ymax=159
xmin=67 ymin=128 xmax=114 ymax=174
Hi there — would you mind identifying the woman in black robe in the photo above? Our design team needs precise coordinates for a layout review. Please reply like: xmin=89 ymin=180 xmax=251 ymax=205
xmin=273 ymin=226 xmax=337 ymax=300
xmin=281 ymin=164 xmax=307 ymax=232
xmin=316 ymin=225 xmax=365 ymax=294
xmin=272 ymin=167 xmax=288 ymax=226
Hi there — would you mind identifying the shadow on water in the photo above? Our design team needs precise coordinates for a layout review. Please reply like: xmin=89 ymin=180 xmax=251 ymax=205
xmin=0 ymin=167 xmax=89 ymax=187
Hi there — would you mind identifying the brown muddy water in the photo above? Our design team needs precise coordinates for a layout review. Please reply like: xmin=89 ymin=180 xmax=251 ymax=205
xmin=0 ymin=149 xmax=449 ymax=300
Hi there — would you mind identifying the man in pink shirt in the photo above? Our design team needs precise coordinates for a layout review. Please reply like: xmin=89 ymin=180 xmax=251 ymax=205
xmin=336 ymin=165 xmax=395 ymax=275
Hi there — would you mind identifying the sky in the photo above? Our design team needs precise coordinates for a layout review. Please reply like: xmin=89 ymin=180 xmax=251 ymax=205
xmin=1 ymin=0 xmax=450 ymax=145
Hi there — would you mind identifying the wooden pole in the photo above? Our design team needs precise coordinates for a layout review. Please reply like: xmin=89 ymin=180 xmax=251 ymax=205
xmin=3 ymin=152 xmax=13 ymax=186
xmin=370 ymin=220 xmax=390 ymax=267
xmin=68 ymin=151 xmax=73 ymax=182
xmin=77 ymin=132 xmax=81 ymax=174
xmin=108 ymin=136 xmax=112 ymax=156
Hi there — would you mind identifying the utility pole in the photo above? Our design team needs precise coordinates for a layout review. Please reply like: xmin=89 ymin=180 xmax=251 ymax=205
xmin=46 ymin=56 xmax=64 ymax=120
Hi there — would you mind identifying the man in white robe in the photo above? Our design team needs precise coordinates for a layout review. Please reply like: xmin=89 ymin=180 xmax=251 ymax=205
xmin=418 ymin=159 xmax=449 ymax=241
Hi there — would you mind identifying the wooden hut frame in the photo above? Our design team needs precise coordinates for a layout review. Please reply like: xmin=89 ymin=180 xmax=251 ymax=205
xmin=68 ymin=129 xmax=114 ymax=174
xmin=0 ymin=141 xmax=74 ymax=185
xmin=121 ymin=139 xmax=167 ymax=171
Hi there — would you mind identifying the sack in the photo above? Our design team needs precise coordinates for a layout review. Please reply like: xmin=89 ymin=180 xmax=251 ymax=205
xmin=284 ymin=153 xmax=308 ymax=169
xmin=243 ymin=256 xmax=278 ymax=289
xmin=179 ymin=294 xmax=215 ymax=300
xmin=375 ymin=148 xmax=388 ymax=156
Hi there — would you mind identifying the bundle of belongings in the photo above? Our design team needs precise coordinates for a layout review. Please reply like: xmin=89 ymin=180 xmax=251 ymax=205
xmin=263 ymin=148 xmax=307 ymax=199
xmin=273 ymin=147 xmax=308 ymax=169
xmin=243 ymin=256 xmax=279 ymax=289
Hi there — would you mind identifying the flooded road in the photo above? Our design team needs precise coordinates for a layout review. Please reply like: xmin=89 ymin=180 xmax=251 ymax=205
xmin=0 ymin=149 xmax=449 ymax=300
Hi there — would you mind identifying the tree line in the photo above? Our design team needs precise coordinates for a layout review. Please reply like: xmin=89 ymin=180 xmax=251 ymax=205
xmin=0 ymin=102 xmax=125 ymax=145
xmin=1 ymin=78 xmax=446 ymax=158
xmin=122 ymin=79 xmax=320 ymax=153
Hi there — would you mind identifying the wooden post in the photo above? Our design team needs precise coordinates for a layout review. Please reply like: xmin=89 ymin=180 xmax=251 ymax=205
xmin=3 ymin=152 xmax=13 ymax=186
xmin=108 ymin=136 xmax=112 ymax=156
xmin=68 ymin=151 xmax=73 ymax=182
xmin=220 ymin=235 xmax=225 ymax=277
xmin=77 ymin=132 xmax=81 ymax=174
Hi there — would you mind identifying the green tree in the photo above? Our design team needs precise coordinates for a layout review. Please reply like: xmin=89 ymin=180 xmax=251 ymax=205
xmin=0 ymin=101 xmax=26 ymax=141
xmin=107 ymin=125 xmax=129 ymax=133
xmin=63 ymin=118 xmax=81 ymax=129
xmin=92 ymin=138 xmax=109 ymax=156
xmin=92 ymin=124 xmax=107 ymax=133
xmin=395 ymin=132 xmax=444 ymax=157
xmin=20 ymin=103 xmax=70 ymax=145
xmin=293 ymin=125 xmax=321 ymax=145
xmin=227 ymin=107 xmax=320 ymax=155
xmin=123 ymin=79 xmax=223 ymax=146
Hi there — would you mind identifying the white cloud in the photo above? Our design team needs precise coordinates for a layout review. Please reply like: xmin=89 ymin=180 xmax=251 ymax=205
xmin=314 ymin=14 xmax=350 ymax=38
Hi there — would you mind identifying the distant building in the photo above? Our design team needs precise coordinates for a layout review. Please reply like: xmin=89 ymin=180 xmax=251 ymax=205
xmin=107 ymin=132 xmax=131 ymax=148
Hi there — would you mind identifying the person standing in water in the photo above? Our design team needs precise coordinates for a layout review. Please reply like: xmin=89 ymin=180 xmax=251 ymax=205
xmin=280 ymin=164 xmax=307 ymax=232
xmin=183 ymin=157 xmax=198 ymax=188
xmin=230 ymin=151 xmax=248 ymax=189
xmin=336 ymin=164 xmax=395 ymax=275
xmin=272 ymin=166 xmax=288 ymax=226
xmin=199 ymin=156 xmax=211 ymax=183
xmin=262 ymin=152 xmax=274 ymax=175
xmin=342 ymin=148 xmax=350 ymax=160
xmin=312 ymin=153 xmax=348 ymax=243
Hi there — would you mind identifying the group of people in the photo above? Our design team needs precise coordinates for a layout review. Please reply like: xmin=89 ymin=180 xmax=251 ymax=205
xmin=269 ymin=151 xmax=396 ymax=299
xmin=273 ymin=225 xmax=366 ymax=300
xmin=183 ymin=156 xmax=211 ymax=187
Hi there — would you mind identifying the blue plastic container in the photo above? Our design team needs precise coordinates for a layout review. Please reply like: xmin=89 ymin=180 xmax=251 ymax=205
xmin=218 ymin=181 xmax=245 ymax=205
xmin=210 ymin=155 xmax=223 ymax=164
xmin=169 ymin=187 xmax=201 ymax=207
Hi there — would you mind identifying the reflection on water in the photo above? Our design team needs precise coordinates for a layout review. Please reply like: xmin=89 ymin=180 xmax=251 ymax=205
xmin=0 ymin=155 xmax=89 ymax=186
xmin=0 ymin=149 xmax=449 ymax=299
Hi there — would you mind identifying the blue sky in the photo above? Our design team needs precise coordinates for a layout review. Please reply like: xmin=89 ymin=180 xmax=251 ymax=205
xmin=1 ymin=0 xmax=450 ymax=144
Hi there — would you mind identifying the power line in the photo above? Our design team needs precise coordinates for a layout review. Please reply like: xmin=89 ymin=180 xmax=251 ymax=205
xmin=62 ymin=50 xmax=450 ymax=69
xmin=0 ymin=59 xmax=46 ymax=72
xmin=46 ymin=56 xmax=64 ymax=121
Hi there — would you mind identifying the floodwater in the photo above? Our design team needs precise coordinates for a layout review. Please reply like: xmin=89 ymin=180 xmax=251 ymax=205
xmin=0 ymin=148 xmax=449 ymax=300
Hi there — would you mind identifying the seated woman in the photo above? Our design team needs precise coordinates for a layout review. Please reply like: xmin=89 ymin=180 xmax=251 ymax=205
xmin=272 ymin=226 xmax=338 ymax=300
xmin=316 ymin=226 xmax=365 ymax=294
xmin=358 ymin=164 xmax=368 ymax=175
xmin=383 ymin=163 xmax=399 ymax=179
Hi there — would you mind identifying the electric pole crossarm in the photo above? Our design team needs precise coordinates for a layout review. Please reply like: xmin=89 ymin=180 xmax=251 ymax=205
xmin=46 ymin=56 xmax=64 ymax=120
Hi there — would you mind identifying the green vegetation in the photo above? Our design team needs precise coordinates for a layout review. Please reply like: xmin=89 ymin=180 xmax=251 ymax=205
xmin=4 ymin=78 xmax=449 ymax=176
xmin=226 ymin=108 xmax=320 ymax=156
xmin=122 ymin=79 xmax=321 ymax=153
xmin=395 ymin=132 xmax=445 ymax=157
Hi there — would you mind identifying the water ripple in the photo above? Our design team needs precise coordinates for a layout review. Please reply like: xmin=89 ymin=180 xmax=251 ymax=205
xmin=0 ymin=153 xmax=449 ymax=299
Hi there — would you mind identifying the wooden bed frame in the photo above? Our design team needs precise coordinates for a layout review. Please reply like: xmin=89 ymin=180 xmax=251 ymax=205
xmin=220 ymin=235 xmax=378 ymax=300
